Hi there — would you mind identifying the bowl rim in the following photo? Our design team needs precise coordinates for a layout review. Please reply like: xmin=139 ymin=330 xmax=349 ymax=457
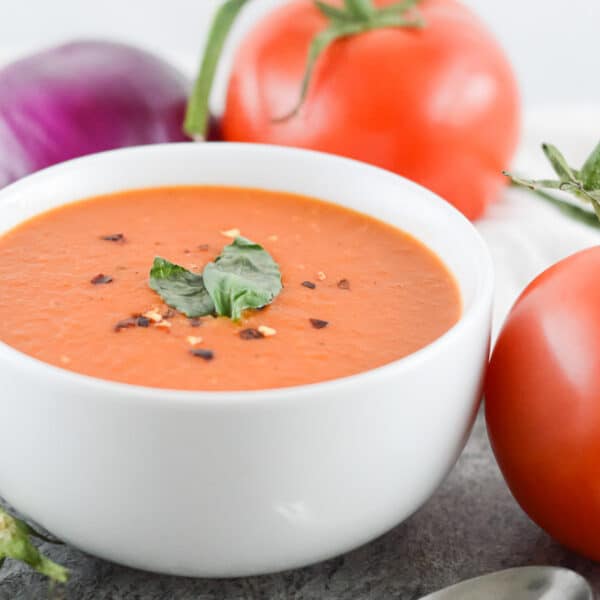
xmin=0 ymin=142 xmax=494 ymax=407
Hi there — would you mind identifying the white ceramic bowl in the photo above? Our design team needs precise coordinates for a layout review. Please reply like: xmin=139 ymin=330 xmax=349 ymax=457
xmin=0 ymin=143 xmax=493 ymax=577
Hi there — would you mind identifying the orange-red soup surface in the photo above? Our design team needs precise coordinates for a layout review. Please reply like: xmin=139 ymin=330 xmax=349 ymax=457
xmin=0 ymin=186 xmax=461 ymax=390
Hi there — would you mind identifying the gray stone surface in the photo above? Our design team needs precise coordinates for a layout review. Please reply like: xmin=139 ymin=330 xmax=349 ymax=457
xmin=1 ymin=413 xmax=599 ymax=599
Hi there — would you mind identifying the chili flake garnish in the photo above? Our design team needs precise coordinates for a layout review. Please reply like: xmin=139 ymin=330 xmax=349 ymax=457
xmin=197 ymin=244 xmax=210 ymax=251
xmin=337 ymin=279 xmax=350 ymax=290
xmin=100 ymin=233 xmax=125 ymax=242
xmin=301 ymin=281 xmax=316 ymax=289
xmin=91 ymin=274 xmax=113 ymax=285
xmin=189 ymin=318 xmax=202 ymax=327
xmin=239 ymin=328 xmax=264 ymax=340
xmin=136 ymin=316 xmax=151 ymax=328
xmin=114 ymin=317 xmax=137 ymax=332
xmin=190 ymin=348 xmax=214 ymax=360
xmin=310 ymin=318 xmax=329 ymax=329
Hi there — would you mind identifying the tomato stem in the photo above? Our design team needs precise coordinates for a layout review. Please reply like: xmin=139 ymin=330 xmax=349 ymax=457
xmin=187 ymin=0 xmax=425 ymax=131
xmin=516 ymin=184 xmax=600 ymax=229
xmin=273 ymin=0 xmax=425 ymax=122
xmin=343 ymin=0 xmax=376 ymax=19
xmin=273 ymin=21 xmax=367 ymax=122
xmin=184 ymin=0 xmax=249 ymax=140
xmin=506 ymin=140 xmax=600 ymax=227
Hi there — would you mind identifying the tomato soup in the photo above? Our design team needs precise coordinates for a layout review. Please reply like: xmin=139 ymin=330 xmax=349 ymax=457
xmin=0 ymin=186 xmax=461 ymax=390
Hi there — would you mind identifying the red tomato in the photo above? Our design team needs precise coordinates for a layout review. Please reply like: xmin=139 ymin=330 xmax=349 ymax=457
xmin=221 ymin=0 xmax=520 ymax=220
xmin=485 ymin=247 xmax=600 ymax=560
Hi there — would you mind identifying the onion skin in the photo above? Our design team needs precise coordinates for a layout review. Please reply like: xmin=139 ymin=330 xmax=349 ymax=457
xmin=0 ymin=40 xmax=190 ymax=188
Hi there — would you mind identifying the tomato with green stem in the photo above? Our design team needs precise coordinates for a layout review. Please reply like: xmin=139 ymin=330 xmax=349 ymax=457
xmin=186 ymin=0 xmax=520 ymax=220
xmin=487 ymin=141 xmax=600 ymax=560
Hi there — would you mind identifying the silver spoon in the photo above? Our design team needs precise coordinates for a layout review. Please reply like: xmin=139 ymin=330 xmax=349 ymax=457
xmin=420 ymin=566 xmax=593 ymax=600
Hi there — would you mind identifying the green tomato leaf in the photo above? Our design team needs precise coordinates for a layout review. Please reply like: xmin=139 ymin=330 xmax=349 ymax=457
xmin=580 ymin=141 xmax=600 ymax=190
xmin=202 ymin=237 xmax=282 ymax=321
xmin=541 ymin=143 xmax=580 ymax=183
xmin=149 ymin=257 xmax=215 ymax=318
xmin=0 ymin=507 xmax=68 ymax=583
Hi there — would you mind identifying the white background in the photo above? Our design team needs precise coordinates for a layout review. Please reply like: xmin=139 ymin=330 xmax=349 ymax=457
xmin=1 ymin=0 xmax=599 ymax=109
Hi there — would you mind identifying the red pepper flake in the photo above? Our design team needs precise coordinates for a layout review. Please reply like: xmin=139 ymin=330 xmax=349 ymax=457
xmin=190 ymin=348 xmax=214 ymax=360
xmin=100 ymin=233 xmax=125 ymax=243
xmin=239 ymin=328 xmax=264 ymax=340
xmin=114 ymin=317 xmax=137 ymax=332
xmin=302 ymin=281 xmax=316 ymax=289
xmin=337 ymin=279 xmax=350 ymax=290
xmin=189 ymin=318 xmax=202 ymax=327
xmin=91 ymin=274 xmax=113 ymax=285
xmin=310 ymin=318 xmax=329 ymax=329
xmin=197 ymin=244 xmax=210 ymax=251
xmin=136 ymin=316 xmax=151 ymax=328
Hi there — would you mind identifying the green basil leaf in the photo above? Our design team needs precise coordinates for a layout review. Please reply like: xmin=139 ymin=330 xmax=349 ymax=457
xmin=0 ymin=507 xmax=69 ymax=583
xmin=149 ymin=257 xmax=215 ymax=318
xmin=203 ymin=237 xmax=282 ymax=321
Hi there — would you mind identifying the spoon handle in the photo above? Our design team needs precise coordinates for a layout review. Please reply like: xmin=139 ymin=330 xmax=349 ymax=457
xmin=419 ymin=566 xmax=593 ymax=600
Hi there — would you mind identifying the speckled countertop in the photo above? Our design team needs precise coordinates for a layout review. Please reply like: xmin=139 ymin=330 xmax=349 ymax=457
xmin=1 ymin=413 xmax=599 ymax=600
